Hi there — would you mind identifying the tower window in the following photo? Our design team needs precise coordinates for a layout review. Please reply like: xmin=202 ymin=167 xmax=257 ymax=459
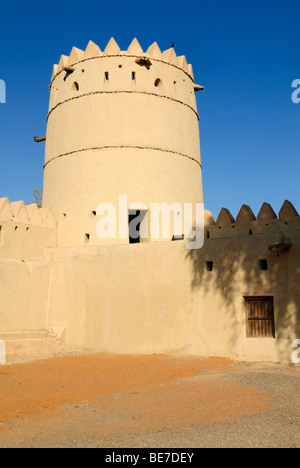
xmin=132 ymin=72 xmax=136 ymax=81
xmin=172 ymin=234 xmax=184 ymax=241
xmin=154 ymin=78 xmax=162 ymax=87
xmin=206 ymin=261 xmax=214 ymax=272
xmin=259 ymin=259 xmax=268 ymax=271
xmin=85 ymin=233 xmax=90 ymax=243
xmin=71 ymin=82 xmax=79 ymax=92
xmin=105 ymin=72 xmax=109 ymax=81
xmin=129 ymin=210 xmax=141 ymax=244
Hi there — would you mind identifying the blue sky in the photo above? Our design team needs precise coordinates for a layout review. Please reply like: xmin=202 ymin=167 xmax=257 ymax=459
xmin=0 ymin=0 xmax=299 ymax=220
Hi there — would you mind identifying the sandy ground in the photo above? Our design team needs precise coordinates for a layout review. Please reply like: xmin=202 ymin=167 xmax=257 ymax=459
xmin=0 ymin=353 xmax=299 ymax=448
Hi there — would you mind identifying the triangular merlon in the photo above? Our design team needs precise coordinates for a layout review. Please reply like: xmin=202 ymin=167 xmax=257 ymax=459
xmin=127 ymin=38 xmax=144 ymax=55
xmin=39 ymin=207 xmax=57 ymax=228
xmin=236 ymin=205 xmax=256 ymax=225
xmin=26 ymin=203 xmax=44 ymax=227
xmin=279 ymin=200 xmax=299 ymax=221
xmin=84 ymin=40 xmax=102 ymax=59
xmin=11 ymin=201 xmax=30 ymax=223
xmin=257 ymin=202 xmax=277 ymax=224
xmin=57 ymin=55 xmax=69 ymax=73
xmin=0 ymin=197 xmax=13 ymax=221
xmin=162 ymin=48 xmax=178 ymax=66
xmin=216 ymin=208 xmax=236 ymax=227
xmin=177 ymin=55 xmax=189 ymax=73
xmin=146 ymin=42 xmax=162 ymax=60
xmin=104 ymin=37 xmax=121 ymax=54
xmin=68 ymin=47 xmax=84 ymax=66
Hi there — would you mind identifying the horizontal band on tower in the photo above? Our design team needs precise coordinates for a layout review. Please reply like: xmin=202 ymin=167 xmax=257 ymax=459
xmin=43 ymin=145 xmax=202 ymax=169
xmin=47 ymin=90 xmax=200 ymax=122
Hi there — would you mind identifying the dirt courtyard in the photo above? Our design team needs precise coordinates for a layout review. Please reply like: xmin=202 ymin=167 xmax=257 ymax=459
xmin=0 ymin=353 xmax=299 ymax=448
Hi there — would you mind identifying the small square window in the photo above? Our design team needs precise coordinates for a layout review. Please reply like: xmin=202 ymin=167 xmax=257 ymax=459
xmin=259 ymin=259 xmax=268 ymax=271
xmin=172 ymin=234 xmax=184 ymax=241
xmin=206 ymin=261 xmax=213 ymax=272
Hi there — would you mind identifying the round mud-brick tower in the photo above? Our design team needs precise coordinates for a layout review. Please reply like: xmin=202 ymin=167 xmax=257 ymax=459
xmin=43 ymin=38 xmax=204 ymax=246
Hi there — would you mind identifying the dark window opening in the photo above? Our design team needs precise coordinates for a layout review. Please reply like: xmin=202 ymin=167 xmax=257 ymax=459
xmin=129 ymin=210 xmax=141 ymax=244
xmin=92 ymin=211 xmax=96 ymax=216
xmin=132 ymin=72 xmax=136 ymax=80
xmin=172 ymin=234 xmax=184 ymax=241
xmin=85 ymin=233 xmax=90 ymax=243
xmin=105 ymin=72 xmax=109 ymax=81
xmin=206 ymin=261 xmax=214 ymax=272
xmin=259 ymin=259 xmax=268 ymax=271
xmin=245 ymin=296 xmax=275 ymax=338
xmin=154 ymin=78 xmax=162 ymax=87
xmin=72 ymin=82 xmax=79 ymax=92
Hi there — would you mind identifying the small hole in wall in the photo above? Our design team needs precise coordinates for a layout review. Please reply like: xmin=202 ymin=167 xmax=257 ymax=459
xmin=15 ymin=226 xmax=18 ymax=231
xmin=206 ymin=230 xmax=210 ymax=239
xmin=26 ymin=227 xmax=30 ymax=232
xmin=85 ymin=233 xmax=90 ymax=243
xmin=249 ymin=229 xmax=253 ymax=235
xmin=105 ymin=72 xmax=109 ymax=81
xmin=259 ymin=259 xmax=268 ymax=271
xmin=206 ymin=261 xmax=214 ymax=272
xmin=72 ymin=82 xmax=79 ymax=92
xmin=132 ymin=72 xmax=135 ymax=80
xmin=92 ymin=211 xmax=96 ymax=216
xmin=119 ymin=64 xmax=122 ymax=68
xmin=154 ymin=78 xmax=162 ymax=87
xmin=63 ymin=213 xmax=67 ymax=218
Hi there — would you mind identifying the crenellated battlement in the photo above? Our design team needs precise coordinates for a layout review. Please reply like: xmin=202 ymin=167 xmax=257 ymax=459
xmin=205 ymin=200 xmax=300 ymax=240
xmin=51 ymin=38 xmax=197 ymax=83
xmin=0 ymin=198 xmax=56 ymax=260
xmin=47 ymin=38 xmax=203 ymax=127
xmin=0 ymin=198 xmax=56 ymax=227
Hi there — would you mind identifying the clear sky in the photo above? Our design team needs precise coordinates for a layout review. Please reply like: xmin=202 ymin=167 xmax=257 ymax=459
xmin=0 ymin=0 xmax=299 ymax=220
